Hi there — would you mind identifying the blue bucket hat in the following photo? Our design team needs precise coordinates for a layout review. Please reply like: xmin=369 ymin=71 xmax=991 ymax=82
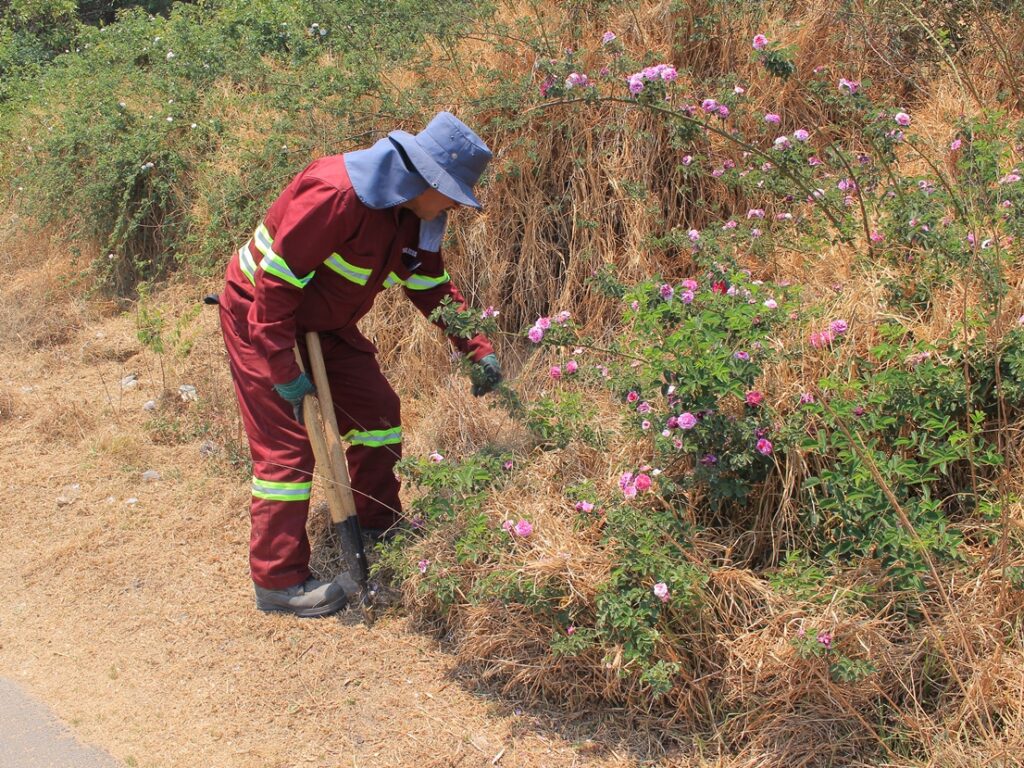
xmin=388 ymin=112 xmax=492 ymax=209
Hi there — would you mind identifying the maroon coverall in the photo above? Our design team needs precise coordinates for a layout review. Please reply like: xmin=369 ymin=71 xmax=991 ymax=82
xmin=219 ymin=155 xmax=493 ymax=589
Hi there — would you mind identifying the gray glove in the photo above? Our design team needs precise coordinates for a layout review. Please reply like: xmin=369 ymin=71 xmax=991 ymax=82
xmin=471 ymin=354 xmax=502 ymax=397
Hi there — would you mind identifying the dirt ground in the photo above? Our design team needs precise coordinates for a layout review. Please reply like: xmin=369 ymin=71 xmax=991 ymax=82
xmin=0 ymin=250 xmax=642 ymax=767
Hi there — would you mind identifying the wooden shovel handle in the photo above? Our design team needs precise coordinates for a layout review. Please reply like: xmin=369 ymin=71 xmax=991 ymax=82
xmin=293 ymin=339 xmax=358 ymax=524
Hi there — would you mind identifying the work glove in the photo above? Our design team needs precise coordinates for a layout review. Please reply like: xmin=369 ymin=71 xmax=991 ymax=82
xmin=471 ymin=354 xmax=502 ymax=397
xmin=273 ymin=371 xmax=316 ymax=423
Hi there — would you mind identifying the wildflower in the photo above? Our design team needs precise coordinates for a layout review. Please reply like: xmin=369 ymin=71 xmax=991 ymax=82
xmin=527 ymin=326 xmax=544 ymax=343
xmin=746 ymin=391 xmax=764 ymax=407
xmin=660 ymin=283 xmax=674 ymax=300
xmin=838 ymin=77 xmax=860 ymax=94
xmin=677 ymin=412 xmax=698 ymax=430
xmin=734 ymin=85 xmax=746 ymax=94
xmin=166 ymin=50 xmax=175 ymax=60
xmin=700 ymin=453 xmax=718 ymax=465
xmin=634 ymin=473 xmax=652 ymax=492
xmin=575 ymin=500 xmax=594 ymax=513
xmin=601 ymin=30 xmax=617 ymax=44
xmin=717 ymin=105 xmax=730 ymax=119
xmin=747 ymin=208 xmax=765 ymax=219
xmin=429 ymin=451 xmax=444 ymax=462
xmin=799 ymin=392 xmax=815 ymax=404
xmin=808 ymin=155 xmax=822 ymax=167
xmin=536 ymin=316 xmax=551 ymax=330
xmin=680 ymin=290 xmax=695 ymax=304
xmin=999 ymin=173 xmax=1021 ymax=184
xmin=751 ymin=228 xmax=762 ymax=238
xmin=894 ymin=111 xmax=911 ymax=127
xmin=550 ymin=365 xmax=562 ymax=380
xmin=734 ymin=350 xmax=750 ymax=361
xmin=773 ymin=136 xmax=792 ymax=151
xmin=565 ymin=359 xmax=578 ymax=374
xmin=482 ymin=306 xmax=500 ymax=318
xmin=853 ymin=405 xmax=866 ymax=417
xmin=653 ymin=582 xmax=671 ymax=602
xmin=418 ymin=559 xmax=430 ymax=574
xmin=711 ymin=281 xmax=727 ymax=295
xmin=626 ymin=390 xmax=639 ymax=403
xmin=756 ymin=438 xmax=773 ymax=456
xmin=680 ymin=278 xmax=698 ymax=291
xmin=503 ymin=460 xmax=514 ymax=470
xmin=681 ymin=154 xmax=693 ymax=165
xmin=513 ymin=519 xmax=534 ymax=537
xmin=502 ymin=519 xmax=515 ymax=532
xmin=950 ymin=138 xmax=962 ymax=151
xmin=688 ymin=229 xmax=701 ymax=242
xmin=752 ymin=33 xmax=769 ymax=50
xmin=701 ymin=98 xmax=719 ymax=112
xmin=869 ymin=230 xmax=884 ymax=243
xmin=722 ymin=220 xmax=738 ymax=230
xmin=809 ymin=329 xmax=835 ymax=349
xmin=641 ymin=420 xmax=651 ymax=430
xmin=628 ymin=76 xmax=645 ymax=95
xmin=637 ymin=401 xmax=652 ymax=414
xmin=906 ymin=351 xmax=931 ymax=367
xmin=659 ymin=66 xmax=678 ymax=81
xmin=829 ymin=319 xmax=849 ymax=335
xmin=776 ymin=212 xmax=793 ymax=221
xmin=566 ymin=625 xmax=576 ymax=635
xmin=554 ymin=310 xmax=571 ymax=324
xmin=565 ymin=72 xmax=590 ymax=89
xmin=764 ymin=112 xmax=781 ymax=125
xmin=793 ymin=128 xmax=809 ymax=142
xmin=817 ymin=630 xmax=833 ymax=648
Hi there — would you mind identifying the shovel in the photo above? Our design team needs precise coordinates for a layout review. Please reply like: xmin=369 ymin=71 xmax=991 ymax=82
xmin=293 ymin=332 xmax=375 ymax=625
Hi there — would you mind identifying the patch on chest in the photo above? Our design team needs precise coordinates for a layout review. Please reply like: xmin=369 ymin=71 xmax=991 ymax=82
xmin=401 ymin=247 xmax=422 ymax=272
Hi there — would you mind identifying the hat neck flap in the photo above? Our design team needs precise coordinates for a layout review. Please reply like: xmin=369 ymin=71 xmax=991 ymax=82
xmin=343 ymin=137 xmax=429 ymax=209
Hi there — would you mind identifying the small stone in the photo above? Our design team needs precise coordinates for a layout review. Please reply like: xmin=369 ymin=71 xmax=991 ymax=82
xmin=142 ymin=470 xmax=160 ymax=482
xmin=126 ymin=497 xmax=139 ymax=505
xmin=143 ymin=400 xmax=157 ymax=411
xmin=121 ymin=374 xmax=138 ymax=390
xmin=178 ymin=384 xmax=197 ymax=402
xmin=56 ymin=496 xmax=73 ymax=507
xmin=20 ymin=386 xmax=33 ymax=394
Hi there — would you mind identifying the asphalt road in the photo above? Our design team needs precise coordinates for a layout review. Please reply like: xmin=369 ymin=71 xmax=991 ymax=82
xmin=0 ymin=678 xmax=122 ymax=768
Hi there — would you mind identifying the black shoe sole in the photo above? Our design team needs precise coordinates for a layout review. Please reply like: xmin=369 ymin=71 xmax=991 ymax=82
xmin=256 ymin=594 xmax=348 ymax=618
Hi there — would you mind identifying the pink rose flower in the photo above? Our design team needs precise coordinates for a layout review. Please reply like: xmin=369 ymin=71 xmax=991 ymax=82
xmin=634 ymin=473 xmax=652 ymax=492
xmin=894 ymin=111 xmax=911 ymax=127
xmin=745 ymin=390 xmax=764 ymax=407
xmin=527 ymin=326 xmax=544 ymax=343
xmin=536 ymin=316 xmax=551 ymax=330
xmin=752 ymin=34 xmax=769 ymax=50
xmin=429 ymin=452 xmax=444 ymax=462
xmin=565 ymin=360 xmax=578 ymax=374
xmin=756 ymin=438 xmax=773 ymax=456
xmin=549 ymin=365 xmax=562 ymax=380
xmin=653 ymin=582 xmax=670 ymax=602
xmin=601 ymin=30 xmax=616 ymax=44
xmin=677 ymin=412 xmax=698 ymax=430
xmin=626 ymin=390 xmax=639 ymax=403
xmin=764 ymin=113 xmax=781 ymax=125
xmin=513 ymin=519 xmax=534 ymax=537
xmin=418 ymin=559 xmax=430 ymax=574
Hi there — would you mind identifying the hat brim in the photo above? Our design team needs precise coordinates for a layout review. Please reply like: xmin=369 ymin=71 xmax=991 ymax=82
xmin=388 ymin=131 xmax=483 ymax=210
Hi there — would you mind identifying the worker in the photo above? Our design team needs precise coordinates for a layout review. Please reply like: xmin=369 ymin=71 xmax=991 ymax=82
xmin=218 ymin=112 xmax=502 ymax=617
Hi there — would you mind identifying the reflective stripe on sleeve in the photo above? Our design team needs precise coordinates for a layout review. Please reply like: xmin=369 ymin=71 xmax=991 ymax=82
xmin=251 ymin=223 xmax=315 ymax=289
xmin=382 ymin=272 xmax=404 ymax=289
xmin=251 ymin=476 xmax=313 ymax=502
xmin=323 ymin=253 xmax=372 ymax=285
xmin=239 ymin=243 xmax=258 ymax=285
xmin=404 ymin=271 xmax=450 ymax=290
xmin=343 ymin=426 xmax=402 ymax=447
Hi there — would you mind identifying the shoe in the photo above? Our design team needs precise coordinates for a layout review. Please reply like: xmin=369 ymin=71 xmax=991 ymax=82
xmin=254 ymin=577 xmax=348 ymax=618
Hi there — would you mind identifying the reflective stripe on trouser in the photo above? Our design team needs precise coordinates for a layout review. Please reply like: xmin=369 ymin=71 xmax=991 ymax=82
xmin=219 ymin=300 xmax=402 ymax=588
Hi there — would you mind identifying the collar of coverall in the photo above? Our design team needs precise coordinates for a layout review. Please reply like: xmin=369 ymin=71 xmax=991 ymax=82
xmin=343 ymin=137 xmax=448 ymax=252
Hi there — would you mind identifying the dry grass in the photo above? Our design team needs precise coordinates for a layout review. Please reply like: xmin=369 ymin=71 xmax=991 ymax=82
xmin=5 ymin=1 xmax=1024 ymax=766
